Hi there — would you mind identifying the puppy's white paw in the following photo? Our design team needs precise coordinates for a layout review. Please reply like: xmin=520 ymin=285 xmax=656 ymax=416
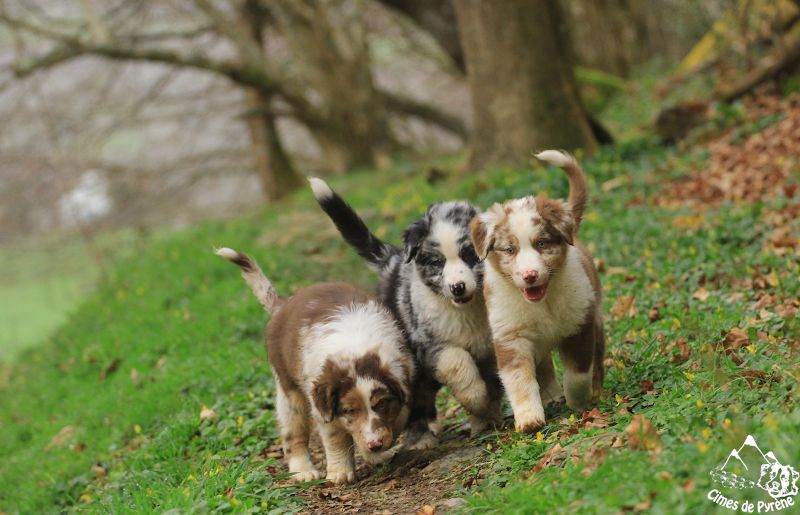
xmin=326 ymin=468 xmax=356 ymax=484
xmin=514 ymin=404 xmax=546 ymax=434
xmin=407 ymin=431 xmax=439 ymax=451
xmin=291 ymin=469 xmax=322 ymax=483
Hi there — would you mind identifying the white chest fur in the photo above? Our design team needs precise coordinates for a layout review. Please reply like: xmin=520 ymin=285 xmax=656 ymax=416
xmin=486 ymin=246 xmax=594 ymax=352
xmin=409 ymin=273 xmax=493 ymax=358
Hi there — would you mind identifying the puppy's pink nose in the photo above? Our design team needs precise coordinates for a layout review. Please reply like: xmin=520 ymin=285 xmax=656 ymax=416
xmin=367 ymin=439 xmax=384 ymax=451
xmin=522 ymin=270 xmax=539 ymax=284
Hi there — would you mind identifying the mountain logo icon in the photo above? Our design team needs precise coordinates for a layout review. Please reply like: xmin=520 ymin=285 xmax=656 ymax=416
xmin=710 ymin=435 xmax=798 ymax=500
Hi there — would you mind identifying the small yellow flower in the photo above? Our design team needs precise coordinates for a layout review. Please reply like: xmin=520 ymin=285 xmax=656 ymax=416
xmin=187 ymin=474 xmax=194 ymax=481
xmin=134 ymin=424 xmax=142 ymax=434
xmin=230 ymin=498 xmax=240 ymax=506
xmin=673 ymin=318 xmax=681 ymax=329
xmin=238 ymin=476 xmax=245 ymax=484
xmin=237 ymin=415 xmax=244 ymax=426
xmin=697 ymin=441 xmax=709 ymax=453
xmin=80 ymin=494 xmax=91 ymax=503
xmin=702 ymin=428 xmax=711 ymax=440
xmin=261 ymin=501 xmax=268 ymax=509
xmin=535 ymin=432 xmax=544 ymax=442
xmin=696 ymin=400 xmax=704 ymax=408
xmin=747 ymin=344 xmax=756 ymax=354
xmin=569 ymin=414 xmax=576 ymax=424
xmin=615 ymin=394 xmax=624 ymax=405
xmin=724 ymin=418 xmax=731 ymax=429
xmin=684 ymin=372 xmax=695 ymax=381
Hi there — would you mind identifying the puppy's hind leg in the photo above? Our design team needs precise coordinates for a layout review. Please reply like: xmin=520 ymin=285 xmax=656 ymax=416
xmin=403 ymin=374 xmax=440 ymax=450
xmin=275 ymin=381 xmax=321 ymax=482
xmin=474 ymin=356 xmax=505 ymax=433
xmin=537 ymin=352 xmax=564 ymax=407
xmin=319 ymin=423 xmax=356 ymax=484
xmin=559 ymin=322 xmax=596 ymax=412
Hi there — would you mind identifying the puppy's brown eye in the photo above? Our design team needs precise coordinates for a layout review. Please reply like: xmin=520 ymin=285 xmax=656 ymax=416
xmin=342 ymin=407 xmax=359 ymax=416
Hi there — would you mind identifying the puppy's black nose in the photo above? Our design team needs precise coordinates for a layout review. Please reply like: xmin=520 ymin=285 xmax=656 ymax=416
xmin=450 ymin=281 xmax=466 ymax=297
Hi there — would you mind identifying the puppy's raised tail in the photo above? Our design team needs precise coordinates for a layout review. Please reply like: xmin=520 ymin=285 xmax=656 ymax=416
xmin=535 ymin=150 xmax=587 ymax=228
xmin=309 ymin=177 xmax=392 ymax=271
xmin=216 ymin=247 xmax=280 ymax=314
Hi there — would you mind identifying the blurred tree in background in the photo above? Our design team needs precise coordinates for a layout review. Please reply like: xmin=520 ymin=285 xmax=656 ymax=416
xmin=3 ymin=0 xmax=794 ymax=241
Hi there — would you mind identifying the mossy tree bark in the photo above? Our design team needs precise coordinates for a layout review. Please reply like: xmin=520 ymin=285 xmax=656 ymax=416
xmin=454 ymin=0 xmax=598 ymax=170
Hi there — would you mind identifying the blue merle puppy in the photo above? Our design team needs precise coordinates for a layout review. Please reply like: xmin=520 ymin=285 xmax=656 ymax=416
xmin=309 ymin=178 xmax=503 ymax=449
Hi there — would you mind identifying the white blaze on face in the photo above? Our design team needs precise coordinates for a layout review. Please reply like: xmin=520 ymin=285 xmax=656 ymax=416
xmin=506 ymin=202 xmax=545 ymax=288
xmin=430 ymin=220 xmax=477 ymax=298
xmin=354 ymin=377 xmax=386 ymax=447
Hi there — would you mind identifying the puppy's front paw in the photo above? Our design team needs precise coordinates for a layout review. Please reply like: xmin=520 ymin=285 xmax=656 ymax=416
xmin=326 ymin=468 xmax=356 ymax=485
xmin=291 ymin=469 xmax=322 ymax=483
xmin=514 ymin=406 xmax=546 ymax=434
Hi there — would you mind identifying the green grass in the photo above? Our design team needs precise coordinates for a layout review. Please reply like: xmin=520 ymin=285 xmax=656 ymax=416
xmin=0 ymin=232 xmax=142 ymax=363
xmin=1 ymin=115 xmax=798 ymax=513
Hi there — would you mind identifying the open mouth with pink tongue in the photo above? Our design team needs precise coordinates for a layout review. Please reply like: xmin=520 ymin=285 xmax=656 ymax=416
xmin=522 ymin=284 xmax=547 ymax=302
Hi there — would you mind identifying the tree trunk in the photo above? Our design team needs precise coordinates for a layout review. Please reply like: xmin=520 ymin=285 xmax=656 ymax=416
xmin=377 ymin=0 xmax=465 ymax=71
xmin=454 ymin=0 xmax=597 ymax=170
xmin=243 ymin=88 xmax=302 ymax=200
xmin=238 ymin=0 xmax=302 ymax=200
xmin=272 ymin=0 xmax=392 ymax=173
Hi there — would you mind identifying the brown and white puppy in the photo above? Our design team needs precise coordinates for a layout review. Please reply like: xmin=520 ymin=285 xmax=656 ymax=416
xmin=469 ymin=151 xmax=605 ymax=433
xmin=217 ymin=248 xmax=414 ymax=484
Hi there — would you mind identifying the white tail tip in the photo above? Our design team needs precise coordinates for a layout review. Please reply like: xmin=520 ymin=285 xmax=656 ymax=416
xmin=308 ymin=177 xmax=333 ymax=200
xmin=535 ymin=150 xmax=575 ymax=168
xmin=215 ymin=247 xmax=239 ymax=260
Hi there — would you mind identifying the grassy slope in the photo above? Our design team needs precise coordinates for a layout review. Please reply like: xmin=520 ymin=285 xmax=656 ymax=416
xmin=1 ymin=130 xmax=798 ymax=513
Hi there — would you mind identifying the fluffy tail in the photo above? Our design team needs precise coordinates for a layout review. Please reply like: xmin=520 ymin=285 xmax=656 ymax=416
xmin=216 ymin=247 xmax=280 ymax=314
xmin=535 ymin=150 xmax=588 ymax=228
xmin=309 ymin=177 xmax=393 ymax=270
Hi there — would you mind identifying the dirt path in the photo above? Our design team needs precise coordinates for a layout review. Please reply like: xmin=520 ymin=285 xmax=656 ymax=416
xmin=294 ymin=417 xmax=494 ymax=514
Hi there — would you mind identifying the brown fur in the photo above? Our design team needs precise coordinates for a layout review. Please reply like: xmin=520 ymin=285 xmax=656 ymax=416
xmin=221 ymin=247 xmax=413 ymax=483
xmin=471 ymin=152 xmax=605 ymax=431
xmin=266 ymin=282 xmax=370 ymax=398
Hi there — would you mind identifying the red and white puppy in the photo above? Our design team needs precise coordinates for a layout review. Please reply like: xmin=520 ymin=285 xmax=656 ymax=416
xmin=217 ymin=248 xmax=414 ymax=483
xmin=470 ymin=151 xmax=604 ymax=433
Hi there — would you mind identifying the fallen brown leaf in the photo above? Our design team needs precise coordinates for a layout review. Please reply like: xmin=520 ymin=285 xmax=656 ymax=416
xmin=611 ymin=295 xmax=637 ymax=319
xmin=625 ymin=416 xmax=663 ymax=453
xmin=721 ymin=327 xmax=750 ymax=353
xmin=692 ymin=287 xmax=710 ymax=302
xmin=98 ymin=358 xmax=122 ymax=381
xmin=45 ymin=425 xmax=76 ymax=451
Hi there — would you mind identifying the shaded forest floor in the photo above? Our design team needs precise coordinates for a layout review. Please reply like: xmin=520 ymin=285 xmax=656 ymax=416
xmin=1 ymin=92 xmax=799 ymax=514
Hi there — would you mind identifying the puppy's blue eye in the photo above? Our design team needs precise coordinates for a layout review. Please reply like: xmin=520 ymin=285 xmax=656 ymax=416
xmin=536 ymin=240 xmax=546 ymax=249
xmin=505 ymin=245 xmax=515 ymax=254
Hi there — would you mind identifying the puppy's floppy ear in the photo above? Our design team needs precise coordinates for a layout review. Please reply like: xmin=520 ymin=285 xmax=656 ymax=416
xmin=402 ymin=218 xmax=429 ymax=263
xmin=537 ymin=197 xmax=575 ymax=246
xmin=311 ymin=360 xmax=351 ymax=423
xmin=311 ymin=379 xmax=338 ymax=423
xmin=549 ymin=210 xmax=575 ymax=246
xmin=470 ymin=211 xmax=497 ymax=261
